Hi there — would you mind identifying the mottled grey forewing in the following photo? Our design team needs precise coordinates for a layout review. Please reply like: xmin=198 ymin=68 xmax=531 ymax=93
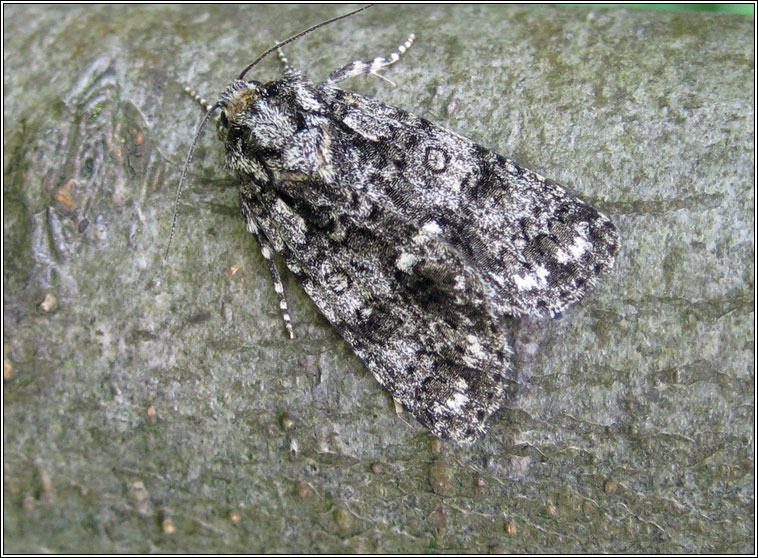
xmin=229 ymin=75 xmax=616 ymax=443
xmin=247 ymin=177 xmax=514 ymax=444
xmin=318 ymin=87 xmax=619 ymax=318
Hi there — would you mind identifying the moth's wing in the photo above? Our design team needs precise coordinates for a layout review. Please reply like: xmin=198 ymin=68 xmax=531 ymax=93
xmin=236 ymin=82 xmax=617 ymax=443
xmin=322 ymin=88 xmax=620 ymax=318
xmin=245 ymin=185 xmax=514 ymax=444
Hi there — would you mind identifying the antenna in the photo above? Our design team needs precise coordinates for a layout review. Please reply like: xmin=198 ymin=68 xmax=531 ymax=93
xmin=163 ymin=102 xmax=220 ymax=264
xmin=238 ymin=4 xmax=372 ymax=80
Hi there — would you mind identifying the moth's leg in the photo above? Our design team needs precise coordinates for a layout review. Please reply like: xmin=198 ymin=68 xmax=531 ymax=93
xmin=244 ymin=214 xmax=295 ymax=339
xmin=274 ymin=41 xmax=300 ymax=77
xmin=183 ymin=86 xmax=215 ymax=114
xmin=324 ymin=34 xmax=415 ymax=87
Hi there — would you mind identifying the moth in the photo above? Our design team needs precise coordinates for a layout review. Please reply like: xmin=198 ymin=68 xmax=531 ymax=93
xmin=168 ymin=7 xmax=619 ymax=444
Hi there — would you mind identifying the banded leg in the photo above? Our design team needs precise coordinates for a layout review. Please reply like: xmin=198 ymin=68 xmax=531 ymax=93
xmin=275 ymin=41 xmax=300 ymax=77
xmin=245 ymin=214 xmax=295 ymax=339
xmin=324 ymin=34 xmax=415 ymax=86
xmin=184 ymin=84 xmax=295 ymax=339
xmin=183 ymin=86 xmax=215 ymax=114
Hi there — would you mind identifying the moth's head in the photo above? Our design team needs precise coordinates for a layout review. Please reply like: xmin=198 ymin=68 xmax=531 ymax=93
xmin=215 ymin=79 xmax=262 ymax=142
